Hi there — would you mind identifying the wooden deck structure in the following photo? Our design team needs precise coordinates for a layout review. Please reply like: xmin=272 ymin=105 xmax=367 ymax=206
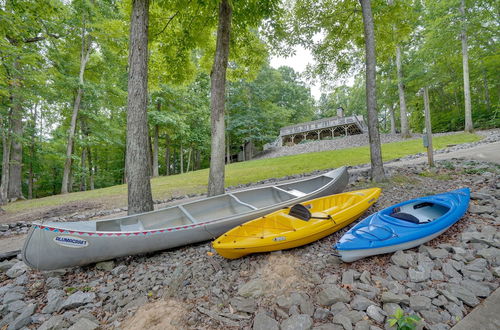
xmin=264 ymin=109 xmax=366 ymax=149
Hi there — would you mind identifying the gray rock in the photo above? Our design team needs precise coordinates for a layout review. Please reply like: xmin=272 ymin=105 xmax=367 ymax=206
xmin=353 ymin=283 xmax=379 ymax=299
xmin=5 ymin=262 xmax=27 ymax=278
xmin=95 ymin=260 xmax=115 ymax=271
xmin=67 ymin=318 xmax=99 ymax=330
xmin=464 ymin=258 xmax=488 ymax=272
xmin=445 ymin=284 xmax=479 ymax=307
xmin=445 ymin=303 xmax=464 ymax=321
xmin=419 ymin=310 xmax=443 ymax=323
xmin=342 ymin=270 xmax=354 ymax=285
xmin=0 ymin=260 xmax=16 ymax=272
xmin=317 ymin=285 xmax=350 ymax=306
xmin=7 ymin=300 xmax=26 ymax=313
xmin=238 ymin=279 xmax=268 ymax=298
xmin=493 ymin=266 xmax=500 ymax=277
xmin=386 ymin=265 xmax=407 ymax=281
xmin=431 ymin=270 xmax=445 ymax=281
xmin=477 ymin=247 xmax=500 ymax=260
xmin=230 ymin=297 xmax=257 ymax=313
xmin=313 ymin=324 xmax=342 ymax=330
xmin=460 ymin=280 xmax=491 ymax=297
xmin=354 ymin=320 xmax=370 ymax=330
xmin=350 ymin=295 xmax=375 ymax=311
xmin=281 ymin=314 xmax=313 ymax=330
xmin=338 ymin=310 xmax=364 ymax=324
xmin=46 ymin=277 xmax=62 ymax=289
xmin=313 ymin=307 xmax=330 ymax=320
xmin=383 ymin=303 xmax=400 ymax=316
xmin=442 ymin=262 xmax=462 ymax=279
xmin=359 ymin=271 xmax=371 ymax=285
xmin=111 ymin=265 xmax=127 ymax=276
xmin=7 ymin=303 xmax=36 ymax=330
xmin=418 ymin=289 xmax=438 ymax=298
xmin=433 ymin=295 xmax=448 ymax=307
xmin=42 ymin=289 xmax=65 ymax=314
xmin=366 ymin=305 xmax=385 ymax=323
xmin=427 ymin=248 xmax=448 ymax=259
xmin=330 ymin=302 xmax=348 ymax=315
xmin=60 ymin=291 xmax=96 ymax=311
xmin=38 ymin=315 xmax=70 ymax=330
xmin=253 ymin=312 xmax=279 ymax=330
xmin=332 ymin=314 xmax=352 ymax=330
xmin=469 ymin=204 xmax=495 ymax=215
xmin=462 ymin=269 xmax=485 ymax=281
xmin=390 ymin=251 xmax=413 ymax=268
xmin=3 ymin=291 xmax=24 ymax=304
xmin=381 ymin=292 xmax=410 ymax=305
xmin=410 ymin=296 xmax=431 ymax=311
xmin=408 ymin=268 xmax=429 ymax=282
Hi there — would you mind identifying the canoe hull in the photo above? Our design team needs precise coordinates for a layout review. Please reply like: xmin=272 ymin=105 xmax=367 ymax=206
xmin=214 ymin=188 xmax=381 ymax=259
xmin=23 ymin=167 xmax=348 ymax=270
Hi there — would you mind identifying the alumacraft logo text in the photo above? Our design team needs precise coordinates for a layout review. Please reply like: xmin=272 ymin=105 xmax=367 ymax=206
xmin=53 ymin=236 xmax=89 ymax=248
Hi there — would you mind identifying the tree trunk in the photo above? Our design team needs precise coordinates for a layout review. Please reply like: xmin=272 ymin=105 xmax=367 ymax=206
xmin=80 ymin=147 xmax=87 ymax=191
xmin=180 ymin=143 xmax=184 ymax=174
xmin=360 ymin=0 xmax=385 ymax=182
xmin=0 ymin=112 xmax=11 ymax=205
xmin=88 ymin=146 xmax=94 ymax=190
xmin=208 ymin=0 xmax=231 ymax=197
xmin=395 ymin=46 xmax=410 ymax=138
xmin=126 ymin=0 xmax=153 ymax=215
xmin=226 ymin=133 xmax=231 ymax=164
xmin=460 ymin=0 xmax=473 ymax=132
xmin=482 ymin=69 xmax=491 ymax=112
xmin=28 ymin=104 xmax=37 ymax=199
xmin=61 ymin=26 xmax=92 ymax=194
xmin=389 ymin=103 xmax=396 ymax=134
xmin=195 ymin=149 xmax=201 ymax=170
xmin=152 ymin=124 xmax=159 ymax=177
xmin=165 ymin=134 xmax=170 ymax=175
xmin=7 ymin=93 xmax=24 ymax=200
xmin=186 ymin=147 xmax=192 ymax=173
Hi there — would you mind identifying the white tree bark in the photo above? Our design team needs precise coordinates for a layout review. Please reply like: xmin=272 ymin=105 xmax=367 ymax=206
xmin=389 ymin=103 xmax=396 ymax=134
xmin=360 ymin=0 xmax=386 ymax=182
xmin=396 ymin=46 xmax=410 ymax=138
xmin=460 ymin=0 xmax=473 ymax=132
xmin=61 ymin=25 xmax=92 ymax=194
xmin=208 ymin=0 xmax=231 ymax=196
xmin=152 ymin=124 xmax=159 ymax=177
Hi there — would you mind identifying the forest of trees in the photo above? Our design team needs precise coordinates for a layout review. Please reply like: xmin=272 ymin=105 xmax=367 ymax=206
xmin=0 ymin=0 xmax=498 ymax=204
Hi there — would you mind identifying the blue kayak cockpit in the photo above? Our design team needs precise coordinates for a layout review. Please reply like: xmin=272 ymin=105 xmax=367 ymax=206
xmin=384 ymin=201 xmax=451 ymax=225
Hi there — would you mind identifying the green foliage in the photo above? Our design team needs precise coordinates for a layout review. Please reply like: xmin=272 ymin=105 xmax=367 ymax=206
xmin=388 ymin=308 xmax=421 ymax=330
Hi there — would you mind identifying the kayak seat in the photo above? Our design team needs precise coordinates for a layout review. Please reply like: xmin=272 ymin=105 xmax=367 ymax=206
xmin=390 ymin=212 xmax=420 ymax=224
xmin=289 ymin=204 xmax=312 ymax=221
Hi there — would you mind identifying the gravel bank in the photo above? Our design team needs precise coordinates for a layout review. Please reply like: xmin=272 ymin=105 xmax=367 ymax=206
xmin=0 ymin=158 xmax=499 ymax=330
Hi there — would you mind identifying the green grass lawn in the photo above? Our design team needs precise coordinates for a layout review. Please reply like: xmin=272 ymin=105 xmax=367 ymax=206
xmin=3 ymin=132 xmax=481 ymax=213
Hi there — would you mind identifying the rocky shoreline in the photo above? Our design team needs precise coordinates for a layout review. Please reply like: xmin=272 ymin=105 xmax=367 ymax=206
xmin=0 ymin=158 xmax=499 ymax=330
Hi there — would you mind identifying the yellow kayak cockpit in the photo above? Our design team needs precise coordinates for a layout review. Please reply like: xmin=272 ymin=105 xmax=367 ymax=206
xmin=213 ymin=187 xmax=381 ymax=259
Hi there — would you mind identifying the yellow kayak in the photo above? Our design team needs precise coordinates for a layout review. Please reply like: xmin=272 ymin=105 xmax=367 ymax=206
xmin=213 ymin=187 xmax=381 ymax=259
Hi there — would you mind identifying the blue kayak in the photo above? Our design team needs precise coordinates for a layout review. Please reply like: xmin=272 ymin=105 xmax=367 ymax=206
xmin=334 ymin=188 xmax=470 ymax=262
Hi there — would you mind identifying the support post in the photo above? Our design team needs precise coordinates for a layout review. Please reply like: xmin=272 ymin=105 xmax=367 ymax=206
xmin=423 ymin=87 xmax=434 ymax=167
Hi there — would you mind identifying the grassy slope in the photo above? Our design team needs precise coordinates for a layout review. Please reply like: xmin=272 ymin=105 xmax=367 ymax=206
xmin=4 ymin=133 xmax=481 ymax=213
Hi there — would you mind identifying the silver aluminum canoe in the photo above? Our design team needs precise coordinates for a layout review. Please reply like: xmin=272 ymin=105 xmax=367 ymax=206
xmin=23 ymin=167 xmax=348 ymax=270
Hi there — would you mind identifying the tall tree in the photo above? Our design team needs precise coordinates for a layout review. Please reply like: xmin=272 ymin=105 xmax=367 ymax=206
xmin=360 ymin=0 xmax=385 ymax=181
xmin=126 ymin=0 xmax=153 ymax=214
xmin=61 ymin=11 xmax=93 ymax=194
xmin=460 ymin=0 xmax=473 ymax=132
xmin=207 ymin=0 xmax=232 ymax=197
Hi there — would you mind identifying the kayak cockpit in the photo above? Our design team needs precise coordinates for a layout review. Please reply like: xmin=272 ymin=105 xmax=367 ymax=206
xmin=384 ymin=201 xmax=451 ymax=225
